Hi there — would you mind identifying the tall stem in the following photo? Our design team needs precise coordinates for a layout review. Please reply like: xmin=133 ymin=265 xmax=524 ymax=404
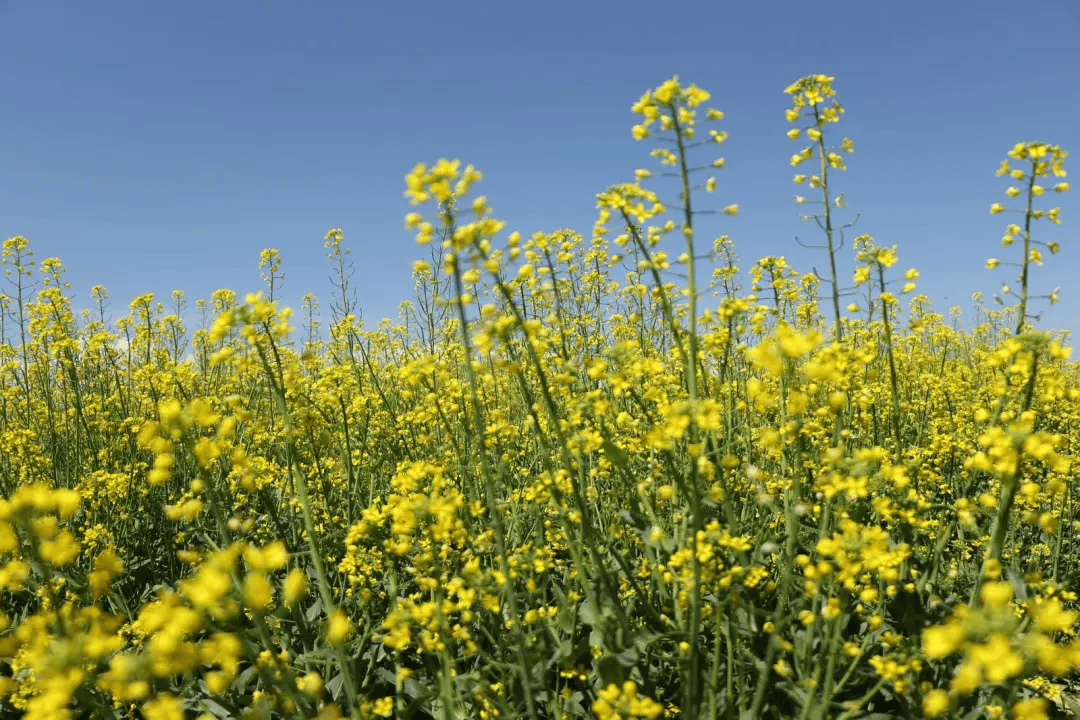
xmin=814 ymin=108 xmax=843 ymax=343
xmin=1014 ymin=169 xmax=1037 ymax=335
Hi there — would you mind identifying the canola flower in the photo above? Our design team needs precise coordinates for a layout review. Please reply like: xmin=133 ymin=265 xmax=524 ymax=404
xmin=0 ymin=76 xmax=1074 ymax=720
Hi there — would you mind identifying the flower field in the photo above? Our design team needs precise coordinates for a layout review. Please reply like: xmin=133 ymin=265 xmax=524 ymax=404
xmin=0 ymin=75 xmax=1077 ymax=719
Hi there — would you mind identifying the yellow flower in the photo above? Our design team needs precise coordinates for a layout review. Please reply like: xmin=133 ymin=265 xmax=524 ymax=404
xmin=980 ymin=581 xmax=1012 ymax=609
xmin=244 ymin=542 xmax=289 ymax=572
xmin=53 ymin=489 xmax=82 ymax=519
xmin=327 ymin=610 xmax=353 ymax=645
xmin=685 ymin=84 xmax=710 ymax=107
xmin=1034 ymin=597 xmax=1078 ymax=633
xmin=922 ymin=623 xmax=963 ymax=659
xmin=205 ymin=671 xmax=231 ymax=695
xmin=90 ymin=548 xmax=124 ymax=598
xmin=748 ymin=341 xmax=783 ymax=377
xmin=970 ymin=634 xmax=1023 ymax=683
xmin=298 ymin=672 xmax=324 ymax=697
xmin=183 ymin=565 xmax=231 ymax=610
xmin=284 ymin=568 xmax=309 ymax=605
xmin=39 ymin=530 xmax=80 ymax=566
xmin=143 ymin=693 xmax=184 ymax=720
xmin=922 ymin=689 xmax=950 ymax=717
xmin=950 ymin=662 xmax=981 ymax=694
xmin=591 ymin=681 xmax=663 ymax=720
xmin=653 ymin=77 xmax=680 ymax=105
xmin=243 ymin=573 xmax=273 ymax=612
xmin=1012 ymin=698 xmax=1048 ymax=720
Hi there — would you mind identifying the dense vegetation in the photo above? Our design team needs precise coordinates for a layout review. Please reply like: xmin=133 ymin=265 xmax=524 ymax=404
xmin=0 ymin=75 xmax=1076 ymax=719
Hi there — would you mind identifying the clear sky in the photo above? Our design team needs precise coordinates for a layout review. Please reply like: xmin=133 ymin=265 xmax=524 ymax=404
xmin=4 ymin=0 xmax=1078 ymax=339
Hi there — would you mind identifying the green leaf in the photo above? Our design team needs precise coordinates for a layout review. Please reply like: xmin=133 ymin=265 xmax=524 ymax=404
xmin=326 ymin=673 xmax=344 ymax=700
xmin=578 ymin=600 xmax=600 ymax=628
xmin=602 ymin=438 xmax=630 ymax=469
xmin=233 ymin=665 xmax=259 ymax=692
xmin=557 ymin=606 xmax=577 ymax=634
xmin=596 ymin=655 xmax=628 ymax=686
xmin=199 ymin=697 xmax=237 ymax=718
xmin=612 ymin=644 xmax=639 ymax=668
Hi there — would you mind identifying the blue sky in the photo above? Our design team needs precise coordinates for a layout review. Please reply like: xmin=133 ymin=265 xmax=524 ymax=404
xmin=4 ymin=0 xmax=1078 ymax=339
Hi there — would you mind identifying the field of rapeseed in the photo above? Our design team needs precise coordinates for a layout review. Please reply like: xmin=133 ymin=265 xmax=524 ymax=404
xmin=0 ymin=75 xmax=1076 ymax=720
